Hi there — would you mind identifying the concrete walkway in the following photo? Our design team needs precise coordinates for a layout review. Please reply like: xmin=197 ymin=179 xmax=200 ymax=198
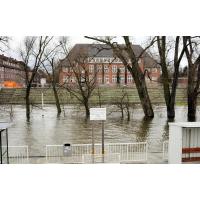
xmin=16 ymin=152 xmax=168 ymax=164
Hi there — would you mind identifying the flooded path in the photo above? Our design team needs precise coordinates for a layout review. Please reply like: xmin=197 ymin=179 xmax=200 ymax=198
xmin=0 ymin=105 xmax=199 ymax=156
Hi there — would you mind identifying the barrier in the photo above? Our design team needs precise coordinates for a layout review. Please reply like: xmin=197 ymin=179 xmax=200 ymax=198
xmin=162 ymin=141 xmax=168 ymax=161
xmin=2 ymin=146 xmax=29 ymax=164
xmin=45 ymin=142 xmax=148 ymax=163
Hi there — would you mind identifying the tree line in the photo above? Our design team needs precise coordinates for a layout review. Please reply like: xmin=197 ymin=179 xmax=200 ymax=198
xmin=1 ymin=36 xmax=200 ymax=122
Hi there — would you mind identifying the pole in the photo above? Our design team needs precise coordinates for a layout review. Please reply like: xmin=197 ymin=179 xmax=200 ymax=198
xmin=92 ymin=125 xmax=94 ymax=154
xmin=6 ymin=129 xmax=9 ymax=164
xmin=0 ymin=131 xmax=2 ymax=164
xmin=92 ymin=125 xmax=94 ymax=163
xmin=41 ymin=92 xmax=44 ymax=109
xmin=102 ymin=120 xmax=104 ymax=154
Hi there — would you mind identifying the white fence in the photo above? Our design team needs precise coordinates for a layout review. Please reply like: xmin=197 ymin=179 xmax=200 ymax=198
xmin=45 ymin=142 xmax=148 ymax=163
xmin=2 ymin=146 xmax=29 ymax=164
xmin=162 ymin=141 xmax=169 ymax=161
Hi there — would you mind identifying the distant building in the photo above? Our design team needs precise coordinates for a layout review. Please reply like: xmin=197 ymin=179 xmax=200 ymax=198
xmin=0 ymin=54 xmax=26 ymax=87
xmin=59 ymin=44 xmax=160 ymax=86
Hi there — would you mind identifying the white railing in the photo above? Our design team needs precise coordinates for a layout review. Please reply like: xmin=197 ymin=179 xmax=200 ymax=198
xmin=45 ymin=142 xmax=148 ymax=163
xmin=162 ymin=141 xmax=169 ymax=161
xmin=2 ymin=146 xmax=29 ymax=164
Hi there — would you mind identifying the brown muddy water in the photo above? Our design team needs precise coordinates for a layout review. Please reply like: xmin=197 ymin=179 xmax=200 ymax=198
xmin=0 ymin=104 xmax=199 ymax=156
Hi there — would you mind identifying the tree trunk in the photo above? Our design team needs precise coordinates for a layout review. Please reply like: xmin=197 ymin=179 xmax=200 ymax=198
xmin=167 ymin=104 xmax=175 ymax=119
xmin=132 ymin=71 xmax=154 ymax=118
xmin=102 ymin=65 xmax=104 ymax=84
xmin=124 ymin=66 xmax=127 ymax=85
xmin=127 ymin=107 xmax=130 ymax=121
xmin=52 ymin=84 xmax=61 ymax=115
xmin=188 ymin=93 xmax=197 ymax=121
xmin=84 ymin=100 xmax=90 ymax=118
xmin=122 ymin=36 xmax=154 ymax=118
xmin=25 ymin=87 xmax=31 ymax=121
xmin=187 ymin=62 xmax=197 ymax=122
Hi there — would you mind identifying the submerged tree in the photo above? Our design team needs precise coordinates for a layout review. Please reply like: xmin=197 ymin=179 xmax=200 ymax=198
xmin=114 ymin=87 xmax=131 ymax=120
xmin=41 ymin=38 xmax=66 ymax=115
xmin=85 ymin=36 xmax=155 ymax=119
xmin=155 ymin=36 xmax=185 ymax=119
xmin=183 ymin=36 xmax=200 ymax=121
xmin=59 ymin=43 xmax=98 ymax=118
xmin=20 ymin=36 xmax=53 ymax=121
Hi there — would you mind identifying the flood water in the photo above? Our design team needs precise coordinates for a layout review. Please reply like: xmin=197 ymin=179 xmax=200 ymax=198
xmin=1 ymin=105 xmax=200 ymax=156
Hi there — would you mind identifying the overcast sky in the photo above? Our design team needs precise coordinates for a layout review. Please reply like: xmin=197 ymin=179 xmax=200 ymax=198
xmin=4 ymin=36 xmax=147 ymax=61
xmin=2 ymin=36 xmax=186 ymax=67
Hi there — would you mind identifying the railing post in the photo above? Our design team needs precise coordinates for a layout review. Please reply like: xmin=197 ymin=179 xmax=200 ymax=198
xmin=146 ymin=142 xmax=148 ymax=162
xmin=26 ymin=146 xmax=29 ymax=163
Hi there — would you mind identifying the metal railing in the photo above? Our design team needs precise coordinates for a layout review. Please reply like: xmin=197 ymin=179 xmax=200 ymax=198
xmin=162 ymin=141 xmax=169 ymax=161
xmin=45 ymin=142 xmax=148 ymax=163
xmin=2 ymin=146 xmax=29 ymax=164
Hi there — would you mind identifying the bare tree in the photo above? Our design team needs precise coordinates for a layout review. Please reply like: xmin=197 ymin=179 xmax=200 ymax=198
xmin=155 ymin=36 xmax=185 ymax=119
xmin=20 ymin=36 xmax=53 ymax=121
xmin=113 ymin=87 xmax=131 ymax=120
xmin=85 ymin=36 xmax=155 ymax=118
xmin=59 ymin=42 xmax=98 ymax=118
xmin=183 ymin=36 xmax=200 ymax=121
xmin=41 ymin=39 xmax=65 ymax=115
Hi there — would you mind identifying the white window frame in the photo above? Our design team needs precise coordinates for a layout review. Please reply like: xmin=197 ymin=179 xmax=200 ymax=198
xmin=105 ymin=76 xmax=109 ymax=84
xmin=112 ymin=65 xmax=117 ymax=73
xmin=112 ymin=75 xmax=117 ymax=83
xmin=104 ymin=65 xmax=109 ymax=73
xmin=89 ymin=65 xmax=94 ymax=73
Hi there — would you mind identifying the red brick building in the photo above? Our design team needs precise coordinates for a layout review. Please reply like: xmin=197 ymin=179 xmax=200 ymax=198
xmin=0 ymin=54 xmax=26 ymax=87
xmin=59 ymin=44 xmax=160 ymax=86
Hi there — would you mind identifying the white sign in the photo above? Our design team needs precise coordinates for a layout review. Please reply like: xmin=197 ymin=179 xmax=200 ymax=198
xmin=90 ymin=108 xmax=106 ymax=121
xmin=40 ymin=78 xmax=46 ymax=87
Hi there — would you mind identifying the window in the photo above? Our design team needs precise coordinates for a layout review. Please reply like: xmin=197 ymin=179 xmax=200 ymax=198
xmin=112 ymin=75 xmax=117 ymax=83
xmin=97 ymin=65 xmax=102 ymax=72
xmin=120 ymin=66 xmax=125 ymax=73
xmin=104 ymin=65 xmax=109 ymax=73
xmin=98 ymin=77 xmax=102 ymax=83
xmin=89 ymin=65 xmax=94 ymax=73
xmin=105 ymin=76 xmax=109 ymax=84
xmin=112 ymin=65 xmax=117 ymax=73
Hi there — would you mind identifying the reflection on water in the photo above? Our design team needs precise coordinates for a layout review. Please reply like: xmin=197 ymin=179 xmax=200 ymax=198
xmin=0 ymin=105 xmax=199 ymax=156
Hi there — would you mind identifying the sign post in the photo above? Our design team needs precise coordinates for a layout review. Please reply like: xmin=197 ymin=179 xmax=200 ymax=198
xmin=90 ymin=108 xmax=107 ymax=161
xmin=102 ymin=120 xmax=104 ymax=154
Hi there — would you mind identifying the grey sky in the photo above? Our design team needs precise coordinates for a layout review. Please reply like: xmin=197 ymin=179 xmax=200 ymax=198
xmin=4 ymin=36 xmax=147 ymax=61
xmin=2 ymin=36 xmax=186 ymax=67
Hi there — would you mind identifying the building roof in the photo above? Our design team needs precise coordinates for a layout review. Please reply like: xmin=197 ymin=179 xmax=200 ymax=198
xmin=68 ymin=43 xmax=146 ymax=58
xmin=60 ymin=43 xmax=159 ymax=68
xmin=0 ymin=54 xmax=24 ymax=64
xmin=0 ymin=54 xmax=25 ymax=71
